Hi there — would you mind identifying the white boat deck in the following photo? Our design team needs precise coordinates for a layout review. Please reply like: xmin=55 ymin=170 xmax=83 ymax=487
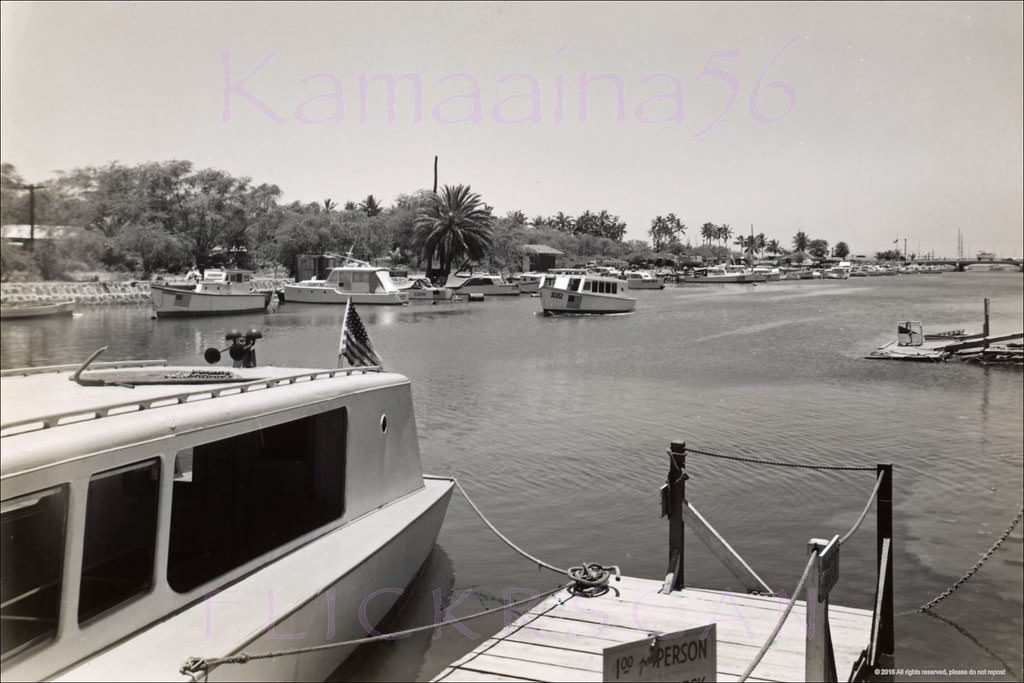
xmin=433 ymin=575 xmax=873 ymax=682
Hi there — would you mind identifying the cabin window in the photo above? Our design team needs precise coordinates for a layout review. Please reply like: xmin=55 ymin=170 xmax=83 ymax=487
xmin=582 ymin=281 xmax=591 ymax=291
xmin=79 ymin=460 xmax=160 ymax=624
xmin=1 ymin=486 xmax=68 ymax=661
xmin=168 ymin=408 xmax=347 ymax=593
xmin=568 ymin=278 xmax=581 ymax=292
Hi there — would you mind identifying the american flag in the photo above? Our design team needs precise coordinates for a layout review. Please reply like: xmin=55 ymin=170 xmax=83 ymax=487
xmin=567 ymin=294 xmax=582 ymax=310
xmin=338 ymin=299 xmax=383 ymax=368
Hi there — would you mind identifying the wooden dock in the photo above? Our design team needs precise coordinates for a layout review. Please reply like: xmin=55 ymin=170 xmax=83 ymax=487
xmin=433 ymin=575 xmax=873 ymax=682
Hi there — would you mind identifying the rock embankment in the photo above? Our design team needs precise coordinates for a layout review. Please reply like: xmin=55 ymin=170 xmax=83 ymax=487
xmin=1 ymin=280 xmax=286 ymax=306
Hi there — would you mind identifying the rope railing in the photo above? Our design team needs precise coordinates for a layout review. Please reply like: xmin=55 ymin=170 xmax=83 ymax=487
xmin=737 ymin=552 xmax=817 ymax=682
xmin=839 ymin=470 xmax=886 ymax=546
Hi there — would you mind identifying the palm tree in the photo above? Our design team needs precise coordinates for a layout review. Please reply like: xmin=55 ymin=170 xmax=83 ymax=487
xmin=700 ymin=222 xmax=717 ymax=246
xmin=717 ymin=224 xmax=733 ymax=250
xmin=767 ymin=239 xmax=781 ymax=256
xmin=792 ymin=231 xmax=809 ymax=253
xmin=323 ymin=198 xmax=337 ymax=213
xmin=360 ymin=194 xmax=382 ymax=217
xmin=531 ymin=215 xmax=547 ymax=228
xmin=552 ymin=212 xmax=574 ymax=233
xmin=413 ymin=184 xmax=494 ymax=281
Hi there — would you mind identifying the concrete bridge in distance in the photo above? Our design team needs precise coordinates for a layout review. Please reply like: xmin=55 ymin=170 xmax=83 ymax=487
xmin=915 ymin=258 xmax=1023 ymax=272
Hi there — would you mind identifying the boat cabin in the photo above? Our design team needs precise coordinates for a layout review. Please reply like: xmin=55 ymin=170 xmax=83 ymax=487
xmin=323 ymin=266 xmax=401 ymax=293
xmin=544 ymin=274 xmax=625 ymax=295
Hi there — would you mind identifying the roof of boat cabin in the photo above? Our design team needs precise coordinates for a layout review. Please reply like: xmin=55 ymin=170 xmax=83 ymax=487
xmin=0 ymin=363 xmax=410 ymax=479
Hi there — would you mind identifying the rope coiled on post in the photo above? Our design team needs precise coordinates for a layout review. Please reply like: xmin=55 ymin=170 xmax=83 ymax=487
xmin=567 ymin=562 xmax=621 ymax=597
xmin=684 ymin=447 xmax=878 ymax=471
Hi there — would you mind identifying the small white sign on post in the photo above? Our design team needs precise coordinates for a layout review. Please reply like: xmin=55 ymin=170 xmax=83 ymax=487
xmin=603 ymin=624 xmax=717 ymax=682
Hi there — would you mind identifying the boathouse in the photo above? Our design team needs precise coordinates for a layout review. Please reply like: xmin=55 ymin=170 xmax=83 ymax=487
xmin=523 ymin=244 xmax=564 ymax=272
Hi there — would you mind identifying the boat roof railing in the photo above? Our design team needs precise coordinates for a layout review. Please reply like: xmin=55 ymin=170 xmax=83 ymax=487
xmin=1 ymin=364 xmax=383 ymax=437
xmin=0 ymin=359 xmax=169 ymax=378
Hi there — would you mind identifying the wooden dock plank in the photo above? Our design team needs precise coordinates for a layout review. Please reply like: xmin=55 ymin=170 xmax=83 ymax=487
xmin=434 ymin=577 xmax=873 ymax=683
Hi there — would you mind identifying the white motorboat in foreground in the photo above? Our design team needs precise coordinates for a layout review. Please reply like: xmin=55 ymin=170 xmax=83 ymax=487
xmin=539 ymin=273 xmax=636 ymax=315
xmin=444 ymin=272 xmax=521 ymax=297
xmin=150 ymin=269 xmax=271 ymax=317
xmin=283 ymin=258 xmax=407 ymax=305
xmin=0 ymin=336 xmax=452 ymax=681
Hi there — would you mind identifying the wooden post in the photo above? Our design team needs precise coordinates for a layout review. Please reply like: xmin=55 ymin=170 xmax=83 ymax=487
xmin=805 ymin=536 xmax=839 ymax=682
xmin=874 ymin=464 xmax=895 ymax=679
xmin=983 ymin=298 xmax=990 ymax=339
xmin=661 ymin=441 xmax=688 ymax=593
xmin=433 ymin=155 xmax=438 ymax=194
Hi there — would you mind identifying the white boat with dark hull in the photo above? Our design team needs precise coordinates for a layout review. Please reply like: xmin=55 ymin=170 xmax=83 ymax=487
xmin=283 ymin=259 xmax=407 ymax=305
xmin=539 ymin=273 xmax=635 ymax=315
xmin=514 ymin=272 xmax=548 ymax=294
xmin=150 ymin=269 xmax=271 ymax=317
xmin=443 ymin=272 xmax=520 ymax=297
xmin=0 ymin=339 xmax=452 ymax=681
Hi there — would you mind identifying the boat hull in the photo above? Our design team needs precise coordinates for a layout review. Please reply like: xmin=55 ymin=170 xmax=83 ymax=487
xmin=540 ymin=288 xmax=636 ymax=314
xmin=150 ymin=286 xmax=270 ymax=317
xmin=55 ymin=479 xmax=454 ymax=682
xmin=0 ymin=301 xmax=75 ymax=320
xmin=452 ymin=284 xmax=521 ymax=297
xmin=282 ymin=285 xmax=407 ymax=305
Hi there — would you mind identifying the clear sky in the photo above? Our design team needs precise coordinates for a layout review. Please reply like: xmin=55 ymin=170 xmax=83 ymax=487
xmin=2 ymin=2 xmax=1022 ymax=258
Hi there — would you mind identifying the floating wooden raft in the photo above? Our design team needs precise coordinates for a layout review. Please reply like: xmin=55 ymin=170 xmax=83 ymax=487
xmin=433 ymin=576 xmax=873 ymax=682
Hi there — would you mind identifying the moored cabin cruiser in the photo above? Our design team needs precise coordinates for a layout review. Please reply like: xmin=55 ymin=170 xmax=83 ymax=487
xmin=514 ymin=272 xmax=548 ymax=294
xmin=283 ymin=260 xmax=407 ymax=305
xmin=443 ymin=272 xmax=520 ymax=297
xmin=150 ymin=269 xmax=272 ymax=317
xmin=684 ymin=264 xmax=765 ymax=283
xmin=398 ymin=277 xmax=454 ymax=302
xmin=539 ymin=273 xmax=636 ymax=315
xmin=0 ymin=341 xmax=452 ymax=681
xmin=621 ymin=270 xmax=665 ymax=290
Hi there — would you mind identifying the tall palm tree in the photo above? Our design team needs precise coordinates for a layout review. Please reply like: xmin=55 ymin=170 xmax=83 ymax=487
xmin=767 ymin=239 xmax=781 ymax=256
xmin=792 ymin=231 xmax=809 ymax=253
xmin=360 ymin=194 xmax=382 ymax=217
xmin=552 ymin=212 xmax=574 ymax=232
xmin=413 ymin=184 xmax=494 ymax=281
xmin=718 ymin=224 xmax=733 ymax=250
xmin=701 ymin=222 xmax=717 ymax=246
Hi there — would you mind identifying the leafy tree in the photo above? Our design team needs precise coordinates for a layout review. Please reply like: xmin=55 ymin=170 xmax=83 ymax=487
xmin=834 ymin=241 xmax=850 ymax=258
xmin=766 ymin=239 xmax=781 ymax=256
xmin=413 ymin=184 xmax=494 ymax=281
xmin=551 ymin=212 xmax=574 ymax=233
xmin=505 ymin=210 xmax=527 ymax=227
xmin=700 ymin=222 xmax=717 ymax=246
xmin=530 ymin=215 xmax=548 ymax=228
xmin=807 ymin=239 xmax=830 ymax=259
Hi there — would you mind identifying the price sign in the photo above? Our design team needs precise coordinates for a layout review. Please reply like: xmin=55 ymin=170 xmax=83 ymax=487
xmin=603 ymin=624 xmax=716 ymax=682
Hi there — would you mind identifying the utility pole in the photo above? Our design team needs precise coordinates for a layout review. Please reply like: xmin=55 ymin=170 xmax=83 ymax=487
xmin=903 ymin=238 xmax=908 ymax=262
xmin=23 ymin=183 xmax=43 ymax=250
xmin=433 ymin=156 xmax=438 ymax=194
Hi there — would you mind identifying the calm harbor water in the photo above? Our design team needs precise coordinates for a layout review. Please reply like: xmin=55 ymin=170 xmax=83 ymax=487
xmin=2 ymin=272 xmax=1022 ymax=681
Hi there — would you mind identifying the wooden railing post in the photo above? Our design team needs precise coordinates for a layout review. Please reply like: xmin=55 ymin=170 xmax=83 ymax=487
xmin=661 ymin=441 xmax=688 ymax=593
xmin=874 ymin=463 xmax=895 ymax=678
xmin=806 ymin=536 xmax=839 ymax=682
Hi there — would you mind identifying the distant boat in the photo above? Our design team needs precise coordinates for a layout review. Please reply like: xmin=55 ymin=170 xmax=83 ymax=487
xmin=621 ymin=270 xmax=665 ymax=289
xmin=685 ymin=265 xmax=766 ymax=283
xmin=150 ymin=269 xmax=271 ymax=317
xmin=539 ymin=272 xmax=635 ymax=315
xmin=283 ymin=258 xmax=407 ymax=305
xmin=444 ymin=272 xmax=521 ymax=297
xmin=398 ymin=277 xmax=454 ymax=302
xmin=0 ymin=300 xmax=75 ymax=320
xmin=514 ymin=272 xmax=548 ymax=294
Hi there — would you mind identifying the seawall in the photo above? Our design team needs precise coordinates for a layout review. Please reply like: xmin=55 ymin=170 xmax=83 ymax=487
xmin=0 ymin=280 xmax=286 ymax=306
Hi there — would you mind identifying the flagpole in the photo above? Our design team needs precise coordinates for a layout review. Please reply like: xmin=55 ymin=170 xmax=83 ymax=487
xmin=338 ymin=297 xmax=351 ymax=368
